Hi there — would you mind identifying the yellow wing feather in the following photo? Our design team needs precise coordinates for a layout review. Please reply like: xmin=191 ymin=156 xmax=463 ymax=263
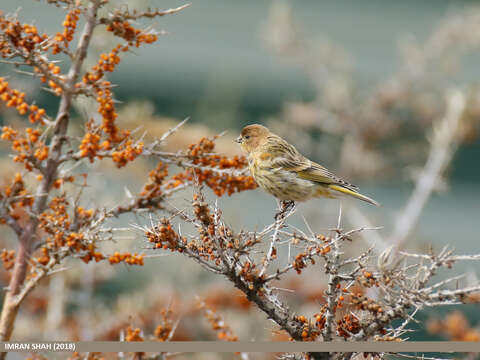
xmin=328 ymin=184 xmax=381 ymax=206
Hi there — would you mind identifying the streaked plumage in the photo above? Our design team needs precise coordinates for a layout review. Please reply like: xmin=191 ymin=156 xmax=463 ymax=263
xmin=235 ymin=124 xmax=380 ymax=206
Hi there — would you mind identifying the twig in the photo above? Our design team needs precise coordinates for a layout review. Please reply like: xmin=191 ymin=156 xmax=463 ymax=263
xmin=259 ymin=202 xmax=295 ymax=278
xmin=388 ymin=88 xmax=466 ymax=247
xmin=322 ymin=205 xmax=343 ymax=341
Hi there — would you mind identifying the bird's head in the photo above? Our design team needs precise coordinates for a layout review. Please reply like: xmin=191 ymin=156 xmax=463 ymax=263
xmin=235 ymin=124 xmax=270 ymax=154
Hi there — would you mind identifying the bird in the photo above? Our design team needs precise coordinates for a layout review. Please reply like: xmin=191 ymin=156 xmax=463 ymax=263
xmin=235 ymin=124 xmax=380 ymax=207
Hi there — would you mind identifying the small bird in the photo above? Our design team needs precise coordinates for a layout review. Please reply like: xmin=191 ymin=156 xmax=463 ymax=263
xmin=235 ymin=124 xmax=380 ymax=206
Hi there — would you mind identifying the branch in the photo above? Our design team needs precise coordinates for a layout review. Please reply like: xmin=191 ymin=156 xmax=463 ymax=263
xmin=259 ymin=202 xmax=295 ymax=278
xmin=99 ymin=3 xmax=190 ymax=24
xmin=322 ymin=206 xmax=343 ymax=341
xmin=388 ymin=88 xmax=466 ymax=247
xmin=225 ymin=266 xmax=305 ymax=341
xmin=0 ymin=0 xmax=102 ymax=346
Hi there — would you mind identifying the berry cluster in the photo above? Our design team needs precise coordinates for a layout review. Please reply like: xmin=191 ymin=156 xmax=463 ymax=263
xmin=124 ymin=326 xmax=144 ymax=342
xmin=0 ymin=172 xmax=32 ymax=211
xmin=77 ymin=20 xmax=159 ymax=165
xmin=139 ymin=161 xmax=169 ymax=202
xmin=337 ymin=314 xmax=361 ymax=339
xmin=167 ymin=137 xmax=258 ymax=196
xmin=106 ymin=20 xmax=158 ymax=46
xmin=1 ymin=126 xmax=46 ymax=170
xmin=292 ymin=243 xmax=330 ymax=274
xmin=358 ymin=270 xmax=379 ymax=288
xmin=37 ymin=196 xmax=105 ymax=265
xmin=295 ymin=315 xmax=321 ymax=341
xmin=427 ymin=311 xmax=480 ymax=341
xmin=146 ymin=218 xmax=183 ymax=251
xmin=54 ymin=9 xmax=81 ymax=50
xmin=0 ymin=249 xmax=15 ymax=271
xmin=108 ymin=252 xmax=144 ymax=266
xmin=0 ymin=12 xmax=48 ymax=56
xmin=350 ymin=293 xmax=384 ymax=315
xmin=199 ymin=301 xmax=238 ymax=341
xmin=154 ymin=309 xmax=175 ymax=341
xmin=0 ymin=78 xmax=46 ymax=123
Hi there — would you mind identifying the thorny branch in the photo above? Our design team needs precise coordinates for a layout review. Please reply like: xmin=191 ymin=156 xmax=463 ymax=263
xmin=346 ymin=87 xmax=467 ymax=259
xmin=143 ymin=185 xmax=480 ymax=355
xmin=0 ymin=0 xmax=102 ymax=346
xmin=99 ymin=4 xmax=191 ymax=24
xmin=0 ymin=0 xmax=198 ymax=351
xmin=388 ymin=88 xmax=466 ymax=248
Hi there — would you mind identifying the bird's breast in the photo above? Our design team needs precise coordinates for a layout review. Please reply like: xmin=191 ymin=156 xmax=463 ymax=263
xmin=248 ymin=155 xmax=317 ymax=201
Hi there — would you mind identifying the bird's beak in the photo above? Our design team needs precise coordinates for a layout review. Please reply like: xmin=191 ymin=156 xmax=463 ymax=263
xmin=234 ymin=136 xmax=242 ymax=144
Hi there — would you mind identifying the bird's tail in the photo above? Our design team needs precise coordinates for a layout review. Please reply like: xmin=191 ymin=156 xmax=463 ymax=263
xmin=328 ymin=184 xmax=381 ymax=206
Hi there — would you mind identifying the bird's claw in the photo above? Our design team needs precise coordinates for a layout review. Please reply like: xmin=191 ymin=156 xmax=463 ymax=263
xmin=274 ymin=200 xmax=295 ymax=221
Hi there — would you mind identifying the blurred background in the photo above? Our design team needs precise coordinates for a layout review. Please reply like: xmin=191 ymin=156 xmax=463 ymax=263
xmin=1 ymin=0 xmax=480 ymax=355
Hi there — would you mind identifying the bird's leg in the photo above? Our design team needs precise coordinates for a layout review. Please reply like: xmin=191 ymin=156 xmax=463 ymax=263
xmin=274 ymin=200 xmax=295 ymax=221
xmin=283 ymin=199 xmax=295 ymax=212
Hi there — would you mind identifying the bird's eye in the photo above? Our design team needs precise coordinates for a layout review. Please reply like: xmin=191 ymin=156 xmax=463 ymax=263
xmin=244 ymin=135 xmax=250 ymax=139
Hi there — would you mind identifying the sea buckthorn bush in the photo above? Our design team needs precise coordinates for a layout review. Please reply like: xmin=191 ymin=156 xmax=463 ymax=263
xmin=0 ymin=2 xmax=479 ymax=360
xmin=0 ymin=2 xmax=256 ymax=357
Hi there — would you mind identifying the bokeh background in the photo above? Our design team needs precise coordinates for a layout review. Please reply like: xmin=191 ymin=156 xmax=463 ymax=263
xmin=1 ymin=0 xmax=480 ymax=356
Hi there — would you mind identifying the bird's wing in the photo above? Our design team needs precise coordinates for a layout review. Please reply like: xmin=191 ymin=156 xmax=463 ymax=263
xmin=263 ymin=135 xmax=359 ymax=190
xmin=266 ymin=137 xmax=359 ymax=191
xmin=297 ymin=161 xmax=359 ymax=191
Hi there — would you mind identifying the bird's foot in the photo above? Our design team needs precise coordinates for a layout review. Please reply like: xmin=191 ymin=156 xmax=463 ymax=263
xmin=274 ymin=200 xmax=295 ymax=221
